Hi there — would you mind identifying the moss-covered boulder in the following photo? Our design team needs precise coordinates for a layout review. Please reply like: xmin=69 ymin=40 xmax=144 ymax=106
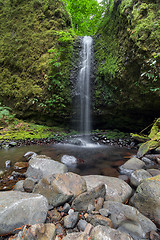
xmin=0 ymin=0 xmax=75 ymax=126
xmin=94 ymin=0 xmax=160 ymax=131
xmin=130 ymin=175 xmax=160 ymax=226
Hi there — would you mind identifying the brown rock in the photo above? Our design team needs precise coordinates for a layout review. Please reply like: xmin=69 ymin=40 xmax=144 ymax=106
xmin=14 ymin=162 xmax=28 ymax=170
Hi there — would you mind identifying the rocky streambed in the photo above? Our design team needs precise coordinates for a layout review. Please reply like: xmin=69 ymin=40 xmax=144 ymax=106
xmin=0 ymin=150 xmax=160 ymax=240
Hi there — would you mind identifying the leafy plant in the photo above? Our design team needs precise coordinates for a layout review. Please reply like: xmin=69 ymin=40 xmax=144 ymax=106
xmin=0 ymin=104 xmax=15 ymax=126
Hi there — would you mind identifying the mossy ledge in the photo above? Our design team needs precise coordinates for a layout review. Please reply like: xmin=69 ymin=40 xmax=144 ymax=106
xmin=94 ymin=0 xmax=160 ymax=131
xmin=0 ymin=0 xmax=76 ymax=126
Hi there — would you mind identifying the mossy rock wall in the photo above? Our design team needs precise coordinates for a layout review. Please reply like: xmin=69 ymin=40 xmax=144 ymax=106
xmin=0 ymin=0 xmax=75 ymax=126
xmin=94 ymin=0 xmax=160 ymax=131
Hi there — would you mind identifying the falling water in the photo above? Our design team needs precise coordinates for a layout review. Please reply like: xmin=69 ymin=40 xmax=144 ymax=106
xmin=78 ymin=36 xmax=93 ymax=136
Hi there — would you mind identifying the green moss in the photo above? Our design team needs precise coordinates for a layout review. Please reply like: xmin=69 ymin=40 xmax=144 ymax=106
xmin=0 ymin=0 xmax=74 ymax=125
xmin=0 ymin=119 xmax=68 ymax=141
xmin=94 ymin=0 xmax=160 ymax=130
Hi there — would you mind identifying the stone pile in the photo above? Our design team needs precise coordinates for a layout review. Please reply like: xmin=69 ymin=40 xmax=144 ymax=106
xmin=0 ymin=152 xmax=159 ymax=240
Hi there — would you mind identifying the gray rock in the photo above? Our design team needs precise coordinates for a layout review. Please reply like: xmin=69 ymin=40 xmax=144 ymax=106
xmin=72 ymin=184 xmax=106 ymax=211
xmin=62 ymin=203 xmax=71 ymax=213
xmin=103 ymin=201 xmax=157 ymax=239
xmin=24 ymin=151 xmax=37 ymax=161
xmin=90 ymin=225 xmax=133 ymax=240
xmin=61 ymin=155 xmax=77 ymax=165
xmin=9 ymin=141 xmax=17 ymax=147
xmin=130 ymin=169 xmax=152 ymax=187
xmin=23 ymin=178 xmax=38 ymax=193
xmin=13 ymin=180 xmax=25 ymax=192
xmin=86 ymin=214 xmax=113 ymax=227
xmin=142 ymin=157 xmax=154 ymax=165
xmin=130 ymin=177 xmax=160 ymax=226
xmin=0 ymin=191 xmax=48 ymax=235
xmin=5 ymin=160 xmax=11 ymax=168
xmin=77 ymin=220 xmax=88 ymax=231
xmin=83 ymin=175 xmax=132 ymax=203
xmin=33 ymin=172 xmax=86 ymax=207
xmin=62 ymin=232 xmax=89 ymax=240
xmin=12 ymin=223 xmax=56 ymax=240
xmin=119 ymin=157 xmax=145 ymax=175
xmin=99 ymin=208 xmax=111 ymax=217
xmin=26 ymin=155 xmax=68 ymax=180
xmin=87 ymin=203 xmax=95 ymax=213
xmin=64 ymin=212 xmax=79 ymax=229
xmin=147 ymin=169 xmax=160 ymax=176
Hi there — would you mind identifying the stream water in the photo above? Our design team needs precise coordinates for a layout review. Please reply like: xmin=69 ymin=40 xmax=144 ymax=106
xmin=0 ymin=143 xmax=136 ymax=177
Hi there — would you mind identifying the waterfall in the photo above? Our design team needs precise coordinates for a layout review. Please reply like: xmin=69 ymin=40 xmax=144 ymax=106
xmin=77 ymin=36 xmax=93 ymax=136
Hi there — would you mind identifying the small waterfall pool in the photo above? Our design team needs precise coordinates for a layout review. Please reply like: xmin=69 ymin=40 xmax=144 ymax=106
xmin=0 ymin=143 xmax=136 ymax=177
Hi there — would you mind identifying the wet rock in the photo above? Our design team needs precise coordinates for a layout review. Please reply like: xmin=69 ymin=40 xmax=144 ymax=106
xmin=23 ymin=178 xmax=38 ymax=193
xmin=24 ymin=151 xmax=37 ymax=161
xmin=61 ymin=155 xmax=77 ymax=165
xmin=9 ymin=141 xmax=17 ymax=147
xmin=137 ymin=140 xmax=160 ymax=158
xmin=11 ymin=171 xmax=25 ymax=178
xmin=147 ymin=169 xmax=160 ymax=176
xmin=0 ymin=191 xmax=48 ymax=235
xmin=119 ymin=157 xmax=145 ymax=175
xmin=64 ymin=212 xmax=79 ymax=229
xmin=26 ymin=155 xmax=68 ymax=180
xmin=86 ymin=214 xmax=113 ymax=228
xmin=103 ymin=201 xmax=157 ymax=239
xmin=130 ymin=169 xmax=152 ymax=187
xmin=77 ymin=219 xmax=88 ymax=231
xmin=63 ymin=232 xmax=89 ymax=240
xmin=83 ymin=175 xmax=132 ymax=203
xmin=14 ymin=162 xmax=28 ymax=170
xmin=72 ymin=184 xmax=106 ymax=211
xmin=118 ymin=174 xmax=130 ymax=183
xmin=90 ymin=225 xmax=133 ymax=240
xmin=34 ymin=172 xmax=87 ymax=207
xmin=13 ymin=180 xmax=25 ymax=192
xmin=100 ymin=167 xmax=119 ymax=177
xmin=5 ymin=160 xmax=11 ymax=168
xmin=130 ymin=176 xmax=160 ymax=226
xmin=142 ymin=156 xmax=154 ymax=165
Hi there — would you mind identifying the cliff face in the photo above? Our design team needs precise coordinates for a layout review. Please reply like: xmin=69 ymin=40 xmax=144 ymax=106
xmin=94 ymin=0 xmax=160 ymax=131
xmin=0 ymin=0 xmax=75 ymax=126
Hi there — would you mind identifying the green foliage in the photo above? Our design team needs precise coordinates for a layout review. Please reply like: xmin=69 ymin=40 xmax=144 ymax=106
xmin=0 ymin=0 xmax=74 ymax=124
xmin=0 ymin=104 xmax=15 ymax=126
xmin=62 ymin=0 xmax=104 ymax=35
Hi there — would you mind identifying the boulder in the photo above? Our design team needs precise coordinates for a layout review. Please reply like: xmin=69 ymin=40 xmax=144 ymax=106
xmin=71 ymin=184 xmax=106 ymax=211
xmin=83 ymin=175 xmax=132 ymax=203
xmin=103 ymin=201 xmax=157 ymax=239
xmin=61 ymin=155 xmax=77 ymax=165
xmin=119 ymin=157 xmax=145 ymax=175
xmin=130 ymin=169 xmax=152 ymax=187
xmin=33 ymin=172 xmax=87 ymax=207
xmin=0 ymin=191 xmax=48 ymax=235
xmin=90 ymin=225 xmax=133 ymax=240
xmin=26 ymin=155 xmax=68 ymax=180
xmin=62 ymin=232 xmax=89 ymax=240
xmin=130 ymin=175 xmax=160 ymax=226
